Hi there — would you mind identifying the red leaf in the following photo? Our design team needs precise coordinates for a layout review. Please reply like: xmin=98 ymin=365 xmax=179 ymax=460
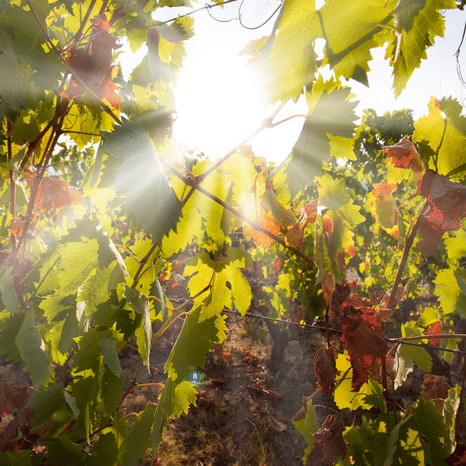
xmin=417 ymin=170 xmax=466 ymax=257
xmin=426 ymin=320 xmax=442 ymax=346
xmin=382 ymin=136 xmax=423 ymax=172
xmin=285 ymin=199 xmax=318 ymax=247
xmin=341 ymin=317 xmax=387 ymax=391
xmin=34 ymin=177 xmax=84 ymax=211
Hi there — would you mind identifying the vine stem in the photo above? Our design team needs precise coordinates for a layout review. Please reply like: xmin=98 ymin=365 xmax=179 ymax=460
xmin=25 ymin=0 xmax=122 ymax=125
xmin=386 ymin=200 xmax=428 ymax=310
xmin=389 ymin=333 xmax=466 ymax=342
xmin=157 ymin=0 xmax=240 ymax=26
xmin=74 ymin=0 xmax=98 ymax=43
xmin=6 ymin=121 xmax=17 ymax=255
xmin=168 ymin=163 xmax=316 ymax=268
xmin=15 ymin=112 xmax=66 ymax=255
xmin=179 ymin=103 xmax=286 ymax=210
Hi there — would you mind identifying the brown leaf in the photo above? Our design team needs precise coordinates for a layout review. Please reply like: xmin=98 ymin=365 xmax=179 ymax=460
xmin=306 ymin=415 xmax=348 ymax=466
xmin=0 ymin=383 xmax=30 ymax=417
xmin=62 ymin=14 xmax=121 ymax=102
xmin=292 ymin=396 xmax=309 ymax=422
xmin=417 ymin=170 xmax=466 ymax=257
xmin=267 ymin=419 xmax=287 ymax=434
xmin=314 ymin=347 xmax=339 ymax=395
xmin=423 ymin=374 xmax=450 ymax=401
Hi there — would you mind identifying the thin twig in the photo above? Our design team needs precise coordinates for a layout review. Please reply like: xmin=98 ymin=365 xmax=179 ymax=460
xmin=25 ymin=0 xmax=122 ymax=125
xmin=74 ymin=0 xmax=98 ymax=43
xmin=386 ymin=200 xmax=428 ymax=310
xmin=196 ymin=102 xmax=285 ymax=183
xmin=158 ymin=0 xmax=240 ymax=26
xmin=238 ymin=0 xmax=282 ymax=30
xmin=455 ymin=21 xmax=466 ymax=92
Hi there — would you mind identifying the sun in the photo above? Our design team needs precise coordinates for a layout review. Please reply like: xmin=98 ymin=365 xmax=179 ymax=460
xmin=173 ymin=53 xmax=266 ymax=160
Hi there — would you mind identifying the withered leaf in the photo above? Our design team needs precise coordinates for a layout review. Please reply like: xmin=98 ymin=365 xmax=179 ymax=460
xmin=314 ymin=347 xmax=339 ymax=395
xmin=341 ymin=317 xmax=387 ymax=391
xmin=423 ymin=374 xmax=450 ymax=401
xmin=306 ymin=414 xmax=348 ymax=466
xmin=0 ymin=382 xmax=30 ymax=416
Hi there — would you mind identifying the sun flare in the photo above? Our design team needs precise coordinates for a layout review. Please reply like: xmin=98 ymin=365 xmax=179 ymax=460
xmin=174 ymin=54 xmax=265 ymax=159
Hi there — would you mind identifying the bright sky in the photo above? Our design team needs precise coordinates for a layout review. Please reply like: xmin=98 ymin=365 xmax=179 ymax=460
xmin=137 ymin=3 xmax=466 ymax=165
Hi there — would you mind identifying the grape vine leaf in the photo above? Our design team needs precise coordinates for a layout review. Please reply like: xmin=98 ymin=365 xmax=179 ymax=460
xmin=435 ymin=268 xmax=466 ymax=316
xmin=149 ymin=305 xmax=227 ymax=460
xmin=386 ymin=0 xmax=456 ymax=97
xmin=0 ymin=312 xmax=24 ymax=362
xmin=15 ymin=308 xmax=54 ymax=388
xmin=120 ymin=405 xmax=157 ymax=466
xmin=368 ymin=182 xmax=399 ymax=237
xmin=241 ymin=0 xmax=318 ymax=104
xmin=414 ymin=97 xmax=466 ymax=177
xmin=395 ymin=322 xmax=432 ymax=388
xmin=273 ymin=77 xmax=358 ymax=199
xmin=125 ymin=288 xmax=152 ymax=373
xmin=306 ymin=414 xmax=348 ymax=466
xmin=314 ymin=347 xmax=339 ymax=394
xmin=98 ymin=337 xmax=123 ymax=378
xmin=99 ymin=118 xmax=181 ymax=244
xmin=292 ymin=397 xmax=319 ymax=461
xmin=0 ymin=267 xmax=19 ymax=314
xmin=165 ymin=305 xmax=227 ymax=382
xmin=417 ymin=169 xmax=466 ymax=257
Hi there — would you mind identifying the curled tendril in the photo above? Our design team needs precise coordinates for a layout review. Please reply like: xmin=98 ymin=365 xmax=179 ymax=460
xmin=205 ymin=0 xmax=283 ymax=29
xmin=238 ymin=0 xmax=282 ymax=30
xmin=205 ymin=2 xmax=238 ymax=22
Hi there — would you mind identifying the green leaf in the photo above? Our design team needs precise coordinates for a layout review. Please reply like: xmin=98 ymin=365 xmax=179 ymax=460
xmin=274 ymin=77 xmax=358 ymax=199
xmin=121 ymin=405 xmax=157 ymax=466
xmin=414 ymin=96 xmax=466 ymax=176
xmin=292 ymin=398 xmax=318 ymax=455
xmin=410 ymin=398 xmax=450 ymax=464
xmin=382 ymin=414 xmax=413 ymax=466
xmin=27 ymin=383 xmax=67 ymax=429
xmin=444 ymin=385 xmax=462 ymax=453
xmin=125 ymin=288 xmax=152 ymax=373
xmin=318 ymin=173 xmax=350 ymax=210
xmin=242 ymin=0 xmax=318 ymax=104
xmin=0 ymin=312 xmax=24 ymax=362
xmin=47 ymin=434 xmax=85 ymax=466
xmin=2 ymin=451 xmax=32 ymax=466
xmin=172 ymin=380 xmax=197 ymax=417
xmin=387 ymin=0 xmax=456 ymax=97
xmin=98 ymin=337 xmax=123 ymax=378
xmin=92 ymin=423 xmax=129 ymax=465
xmin=455 ymin=270 xmax=466 ymax=296
xmin=99 ymin=119 xmax=181 ymax=244
xmin=435 ymin=268 xmax=466 ymax=316
xmin=0 ymin=267 xmax=19 ymax=313
xmin=165 ymin=305 xmax=227 ymax=382
xmin=15 ymin=308 xmax=53 ymax=387
xmin=395 ymin=323 xmax=432 ymax=388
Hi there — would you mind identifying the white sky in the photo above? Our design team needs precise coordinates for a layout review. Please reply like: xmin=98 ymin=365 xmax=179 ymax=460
xmin=141 ymin=3 xmax=466 ymax=164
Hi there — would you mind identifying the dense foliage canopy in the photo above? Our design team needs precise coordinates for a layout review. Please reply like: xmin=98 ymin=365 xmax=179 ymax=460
xmin=1 ymin=0 xmax=466 ymax=464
